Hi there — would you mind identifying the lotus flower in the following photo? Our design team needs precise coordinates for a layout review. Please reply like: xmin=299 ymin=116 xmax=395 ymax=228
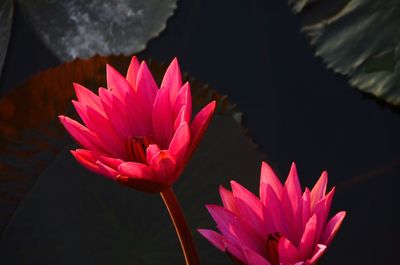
xmin=199 ymin=162 xmax=346 ymax=265
xmin=59 ymin=57 xmax=216 ymax=193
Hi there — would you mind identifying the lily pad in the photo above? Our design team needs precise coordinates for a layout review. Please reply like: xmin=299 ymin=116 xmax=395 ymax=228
xmin=289 ymin=0 xmax=400 ymax=107
xmin=0 ymin=0 xmax=13 ymax=78
xmin=0 ymin=55 xmax=266 ymax=264
xmin=18 ymin=0 xmax=177 ymax=61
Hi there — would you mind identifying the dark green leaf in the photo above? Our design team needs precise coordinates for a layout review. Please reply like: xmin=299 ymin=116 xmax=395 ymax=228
xmin=289 ymin=0 xmax=400 ymax=107
xmin=18 ymin=0 xmax=177 ymax=61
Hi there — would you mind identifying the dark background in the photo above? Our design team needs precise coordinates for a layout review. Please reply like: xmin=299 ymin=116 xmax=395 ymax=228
xmin=1 ymin=0 xmax=399 ymax=264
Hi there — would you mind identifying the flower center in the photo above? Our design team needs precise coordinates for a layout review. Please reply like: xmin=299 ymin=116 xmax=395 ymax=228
xmin=126 ymin=136 xmax=153 ymax=164
xmin=265 ymin=232 xmax=281 ymax=265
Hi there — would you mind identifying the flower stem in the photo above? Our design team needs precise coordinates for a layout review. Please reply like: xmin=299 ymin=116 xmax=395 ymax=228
xmin=160 ymin=187 xmax=200 ymax=265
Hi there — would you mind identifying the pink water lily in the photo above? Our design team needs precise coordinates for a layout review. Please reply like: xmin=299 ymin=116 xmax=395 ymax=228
xmin=199 ymin=162 xmax=346 ymax=265
xmin=59 ymin=57 xmax=216 ymax=193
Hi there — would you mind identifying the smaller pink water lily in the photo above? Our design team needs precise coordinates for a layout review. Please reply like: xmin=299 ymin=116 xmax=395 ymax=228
xmin=199 ymin=162 xmax=346 ymax=265
xmin=59 ymin=57 xmax=216 ymax=193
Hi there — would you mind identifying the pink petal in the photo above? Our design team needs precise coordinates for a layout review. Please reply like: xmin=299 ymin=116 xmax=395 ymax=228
xmin=126 ymin=56 xmax=140 ymax=90
xmin=225 ymin=241 xmax=246 ymax=264
xmin=206 ymin=204 xmax=264 ymax=253
xmin=98 ymin=155 xmax=124 ymax=170
xmin=136 ymin=61 xmax=158 ymax=115
xmin=198 ymin=229 xmax=225 ymax=252
xmin=73 ymin=83 xmax=103 ymax=114
xmin=71 ymin=149 xmax=101 ymax=174
xmin=96 ymin=160 xmax=119 ymax=179
xmin=264 ymin=185 xmax=288 ymax=236
xmin=219 ymin=185 xmax=239 ymax=215
xmin=186 ymin=101 xmax=216 ymax=161
xmin=313 ymin=188 xmax=335 ymax=243
xmin=146 ymin=144 xmax=161 ymax=164
xmin=310 ymin=171 xmax=328 ymax=210
xmin=149 ymin=150 xmax=177 ymax=185
xmin=260 ymin=161 xmax=283 ymax=205
xmin=321 ymin=211 xmax=346 ymax=246
xmin=168 ymin=122 xmax=190 ymax=164
xmin=106 ymin=64 xmax=133 ymax=103
xmin=308 ymin=244 xmax=326 ymax=264
xmin=118 ymin=162 xmax=153 ymax=179
xmin=98 ymin=87 xmax=136 ymax=139
xmin=301 ymin=188 xmax=311 ymax=230
xmin=173 ymin=82 xmax=192 ymax=121
xmin=278 ymin=237 xmax=300 ymax=264
xmin=298 ymin=214 xmax=317 ymax=260
xmin=152 ymin=87 xmax=174 ymax=149
xmin=243 ymin=248 xmax=271 ymax=265
xmin=58 ymin=115 xmax=106 ymax=153
xmin=72 ymin=100 xmax=126 ymax=158
xmin=231 ymin=181 xmax=266 ymax=237
xmin=117 ymin=162 xmax=168 ymax=193
xmin=174 ymin=105 xmax=190 ymax=131
xmin=283 ymin=162 xmax=302 ymax=213
xmin=281 ymin=163 xmax=303 ymax=244
xmin=161 ymin=57 xmax=182 ymax=105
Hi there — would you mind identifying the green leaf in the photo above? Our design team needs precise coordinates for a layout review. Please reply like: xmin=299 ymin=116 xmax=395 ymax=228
xmin=289 ymin=0 xmax=400 ymax=107
xmin=18 ymin=0 xmax=177 ymax=61
xmin=0 ymin=0 xmax=13 ymax=78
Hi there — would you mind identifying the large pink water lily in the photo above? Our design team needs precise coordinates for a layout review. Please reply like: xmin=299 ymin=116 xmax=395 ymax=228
xmin=199 ymin=162 xmax=346 ymax=265
xmin=59 ymin=57 xmax=216 ymax=193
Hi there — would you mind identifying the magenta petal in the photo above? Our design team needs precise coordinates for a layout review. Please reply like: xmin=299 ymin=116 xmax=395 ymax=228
xmin=243 ymin=248 xmax=271 ymax=265
xmin=98 ymin=156 xmax=124 ymax=170
xmin=98 ymin=87 xmax=134 ymax=139
xmin=186 ymin=101 xmax=216 ymax=161
xmin=174 ymin=105 xmax=189 ymax=131
xmin=71 ymin=149 xmax=101 ymax=174
xmin=118 ymin=162 xmax=153 ymax=179
xmin=231 ymin=181 xmax=266 ymax=236
xmin=161 ymin=57 xmax=182 ymax=104
xmin=58 ymin=115 xmax=105 ymax=153
xmin=106 ymin=64 xmax=133 ymax=103
xmin=126 ymin=56 xmax=140 ymax=90
xmin=283 ymin=162 xmax=302 ymax=214
xmin=264 ymin=185 xmax=288 ymax=235
xmin=146 ymin=144 xmax=161 ymax=164
xmin=96 ymin=161 xmax=119 ymax=179
xmin=260 ymin=161 xmax=283 ymax=205
xmin=73 ymin=83 xmax=103 ymax=114
xmin=321 ymin=211 xmax=346 ymax=246
xmin=299 ymin=215 xmax=317 ymax=259
xmin=152 ymin=87 xmax=174 ymax=148
xmin=278 ymin=237 xmax=300 ymax=264
xmin=206 ymin=204 xmax=264 ymax=253
xmin=72 ymin=101 xmax=125 ymax=158
xmin=149 ymin=150 xmax=177 ymax=185
xmin=310 ymin=171 xmax=328 ymax=210
xmin=219 ymin=185 xmax=239 ymax=215
xmin=281 ymin=163 xmax=303 ymax=244
xmin=301 ymin=188 xmax=311 ymax=230
xmin=198 ymin=229 xmax=225 ymax=252
xmin=136 ymin=61 xmax=158 ymax=112
xmin=309 ymin=244 xmax=327 ymax=264
xmin=168 ymin=122 xmax=190 ymax=163
xmin=173 ymin=82 xmax=192 ymax=121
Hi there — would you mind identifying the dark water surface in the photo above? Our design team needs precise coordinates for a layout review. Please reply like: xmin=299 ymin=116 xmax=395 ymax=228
xmin=1 ymin=0 xmax=399 ymax=264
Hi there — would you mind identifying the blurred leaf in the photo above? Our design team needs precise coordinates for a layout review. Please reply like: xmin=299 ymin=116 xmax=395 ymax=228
xmin=0 ymin=55 xmax=266 ymax=264
xmin=0 ymin=0 xmax=13 ymax=78
xmin=18 ymin=0 xmax=177 ymax=61
xmin=289 ymin=0 xmax=400 ymax=107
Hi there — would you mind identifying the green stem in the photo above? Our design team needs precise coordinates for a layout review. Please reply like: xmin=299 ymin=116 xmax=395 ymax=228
xmin=160 ymin=187 xmax=200 ymax=265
